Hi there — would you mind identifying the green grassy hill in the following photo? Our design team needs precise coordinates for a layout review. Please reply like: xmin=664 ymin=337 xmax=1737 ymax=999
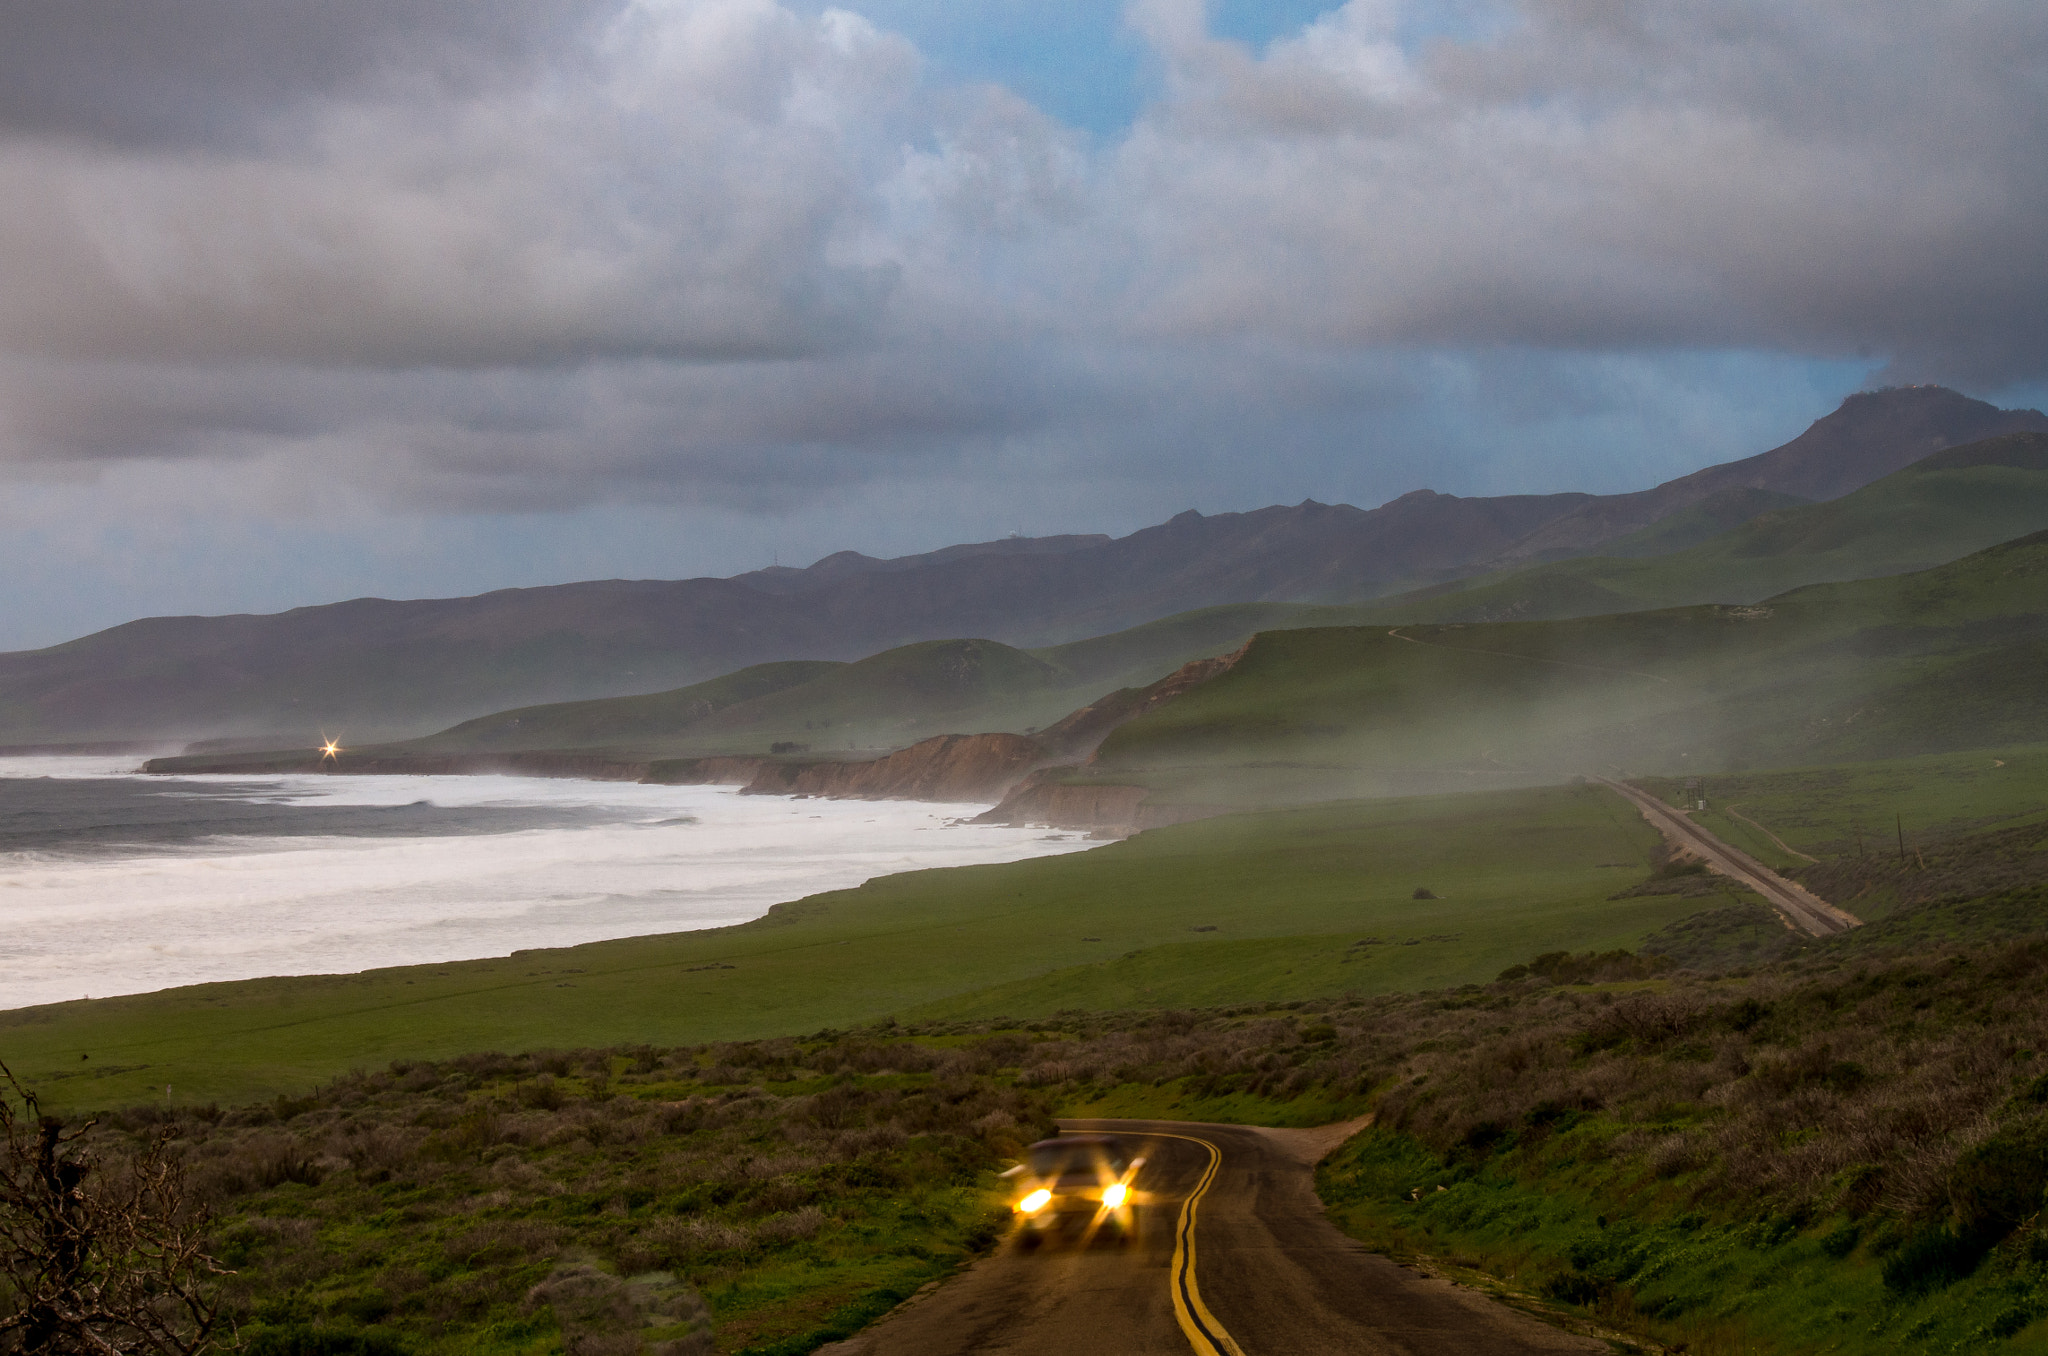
xmin=1062 ymin=527 xmax=2048 ymax=810
xmin=1596 ymin=485 xmax=1812 ymax=558
xmin=1378 ymin=431 xmax=2048 ymax=624
xmin=409 ymin=659 xmax=846 ymax=752
xmin=373 ymin=603 xmax=1349 ymax=759
xmin=407 ymin=639 xmax=1066 ymax=758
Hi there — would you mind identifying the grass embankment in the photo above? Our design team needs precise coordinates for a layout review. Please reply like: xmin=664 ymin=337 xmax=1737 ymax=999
xmin=1312 ymin=928 xmax=2048 ymax=1354
xmin=3 ymin=784 xmax=1688 ymax=1110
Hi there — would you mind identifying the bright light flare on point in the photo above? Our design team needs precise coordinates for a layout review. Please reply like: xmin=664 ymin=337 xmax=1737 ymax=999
xmin=1017 ymin=1189 xmax=1052 ymax=1215
xmin=320 ymin=740 xmax=342 ymax=761
xmin=1102 ymin=1182 xmax=1128 ymax=1209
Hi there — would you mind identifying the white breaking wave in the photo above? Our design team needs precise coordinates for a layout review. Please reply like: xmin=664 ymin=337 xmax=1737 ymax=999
xmin=0 ymin=759 xmax=1092 ymax=1009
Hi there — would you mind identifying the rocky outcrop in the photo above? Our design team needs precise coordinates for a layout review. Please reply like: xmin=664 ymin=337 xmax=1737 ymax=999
xmin=740 ymin=733 xmax=1044 ymax=803
xmin=967 ymin=643 xmax=1255 ymax=830
xmin=641 ymin=755 xmax=784 ymax=787
xmin=1035 ymin=643 xmax=1250 ymax=761
xmin=971 ymin=766 xmax=1223 ymax=833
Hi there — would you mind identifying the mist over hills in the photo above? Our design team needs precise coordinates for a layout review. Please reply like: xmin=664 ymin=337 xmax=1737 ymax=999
xmin=1049 ymin=523 xmax=2048 ymax=814
xmin=1376 ymin=429 xmax=2048 ymax=625
xmin=3 ymin=385 xmax=2040 ymax=746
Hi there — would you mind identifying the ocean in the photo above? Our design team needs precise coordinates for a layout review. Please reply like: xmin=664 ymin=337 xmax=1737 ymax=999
xmin=0 ymin=757 xmax=1093 ymax=1010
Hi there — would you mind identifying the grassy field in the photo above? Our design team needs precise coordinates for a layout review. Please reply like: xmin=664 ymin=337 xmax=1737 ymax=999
xmin=1634 ymin=745 xmax=2048 ymax=863
xmin=17 ymin=740 xmax=2047 ymax=1112
xmin=1 ymin=783 xmax=1698 ymax=1111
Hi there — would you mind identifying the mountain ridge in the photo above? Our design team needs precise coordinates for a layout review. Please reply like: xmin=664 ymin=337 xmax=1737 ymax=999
xmin=4 ymin=385 xmax=2040 ymax=744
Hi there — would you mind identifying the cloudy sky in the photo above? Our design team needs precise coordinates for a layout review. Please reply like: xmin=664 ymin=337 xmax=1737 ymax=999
xmin=1 ymin=0 xmax=2043 ymax=649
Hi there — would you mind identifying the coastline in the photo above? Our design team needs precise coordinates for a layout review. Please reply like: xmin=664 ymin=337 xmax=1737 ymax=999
xmin=142 ymin=733 xmax=1209 ymax=834
xmin=0 ymin=764 xmax=1102 ymax=1012
xmin=135 ymin=644 xmax=1256 ymax=833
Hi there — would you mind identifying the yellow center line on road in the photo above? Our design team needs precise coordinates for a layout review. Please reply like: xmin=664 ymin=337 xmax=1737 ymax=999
xmin=1152 ymin=1132 xmax=1249 ymax=1356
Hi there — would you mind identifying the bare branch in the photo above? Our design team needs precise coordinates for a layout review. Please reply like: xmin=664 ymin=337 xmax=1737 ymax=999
xmin=1 ymin=1060 xmax=230 ymax=1355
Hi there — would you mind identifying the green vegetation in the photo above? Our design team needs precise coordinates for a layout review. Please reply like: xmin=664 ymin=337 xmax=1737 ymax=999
xmin=37 ymin=899 xmax=2048 ymax=1355
xmin=1631 ymin=746 xmax=2048 ymax=861
xmin=3 ymin=784 xmax=1690 ymax=1110
xmin=33 ymin=883 xmax=2048 ymax=1356
xmin=1376 ymin=430 xmax=2048 ymax=625
xmin=407 ymin=640 xmax=1073 ymax=758
xmin=1598 ymin=486 xmax=1813 ymax=559
xmin=1312 ymin=923 xmax=2048 ymax=1354
xmin=408 ymin=662 xmax=847 ymax=754
xmin=48 ymin=1035 xmax=1057 ymax=1356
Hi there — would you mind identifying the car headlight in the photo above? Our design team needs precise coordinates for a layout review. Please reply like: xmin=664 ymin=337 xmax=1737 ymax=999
xmin=1018 ymin=1189 xmax=1052 ymax=1214
xmin=1102 ymin=1182 xmax=1128 ymax=1209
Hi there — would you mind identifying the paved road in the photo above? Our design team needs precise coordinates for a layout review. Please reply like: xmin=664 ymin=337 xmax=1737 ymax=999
xmin=820 ymin=1119 xmax=1602 ymax=1356
xmin=1596 ymin=777 xmax=1860 ymax=936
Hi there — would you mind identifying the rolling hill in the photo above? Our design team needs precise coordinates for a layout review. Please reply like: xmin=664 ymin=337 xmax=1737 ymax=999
xmin=950 ymin=520 xmax=2048 ymax=823
xmin=1034 ymin=525 xmax=2048 ymax=814
xmin=159 ymin=602 xmax=1357 ymax=773
xmin=4 ymin=386 xmax=2038 ymax=746
xmin=1374 ymin=431 xmax=2048 ymax=625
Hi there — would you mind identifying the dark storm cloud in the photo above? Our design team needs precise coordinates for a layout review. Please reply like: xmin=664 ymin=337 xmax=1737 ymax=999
xmin=0 ymin=0 xmax=610 ymax=149
xmin=0 ymin=0 xmax=2042 ymax=523
xmin=1112 ymin=0 xmax=2048 ymax=385
xmin=0 ymin=0 xmax=915 ymax=370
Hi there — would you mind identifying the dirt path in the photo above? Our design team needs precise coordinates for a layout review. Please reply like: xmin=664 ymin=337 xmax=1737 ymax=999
xmin=1722 ymin=802 xmax=1818 ymax=864
xmin=1597 ymin=778 xmax=1860 ymax=937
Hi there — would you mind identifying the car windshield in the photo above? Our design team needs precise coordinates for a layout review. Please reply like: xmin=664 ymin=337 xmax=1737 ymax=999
xmin=1028 ymin=1141 xmax=1126 ymax=1177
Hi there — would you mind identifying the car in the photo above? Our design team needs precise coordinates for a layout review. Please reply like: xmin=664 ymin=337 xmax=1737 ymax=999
xmin=1006 ymin=1134 xmax=1144 ymax=1247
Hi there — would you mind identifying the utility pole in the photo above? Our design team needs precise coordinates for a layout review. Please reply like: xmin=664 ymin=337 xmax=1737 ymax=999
xmin=1897 ymin=813 xmax=1906 ymax=867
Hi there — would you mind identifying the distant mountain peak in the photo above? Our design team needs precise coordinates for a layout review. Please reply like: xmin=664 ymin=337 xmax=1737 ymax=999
xmin=1698 ymin=384 xmax=2048 ymax=501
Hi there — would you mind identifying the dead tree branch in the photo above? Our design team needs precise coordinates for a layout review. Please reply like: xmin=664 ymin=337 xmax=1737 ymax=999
xmin=0 ymin=1061 xmax=228 ymax=1354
